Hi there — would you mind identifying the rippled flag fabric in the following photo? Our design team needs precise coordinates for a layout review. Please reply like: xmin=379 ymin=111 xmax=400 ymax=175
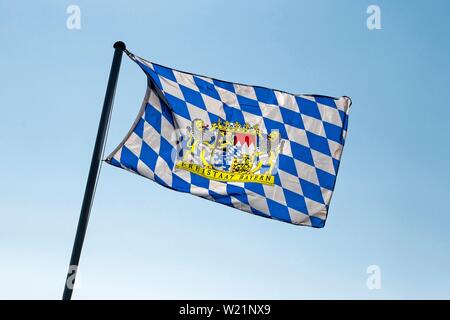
xmin=106 ymin=50 xmax=352 ymax=228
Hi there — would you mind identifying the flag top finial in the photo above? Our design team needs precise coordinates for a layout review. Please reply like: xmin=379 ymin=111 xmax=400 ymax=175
xmin=113 ymin=41 xmax=126 ymax=51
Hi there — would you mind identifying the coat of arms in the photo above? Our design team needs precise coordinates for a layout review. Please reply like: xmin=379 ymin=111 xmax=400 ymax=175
xmin=175 ymin=119 xmax=283 ymax=185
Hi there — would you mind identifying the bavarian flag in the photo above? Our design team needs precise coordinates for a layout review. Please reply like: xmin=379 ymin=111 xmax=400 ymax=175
xmin=106 ymin=50 xmax=352 ymax=228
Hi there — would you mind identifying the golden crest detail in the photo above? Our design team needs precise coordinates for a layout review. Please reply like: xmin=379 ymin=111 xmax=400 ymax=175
xmin=176 ymin=119 xmax=283 ymax=185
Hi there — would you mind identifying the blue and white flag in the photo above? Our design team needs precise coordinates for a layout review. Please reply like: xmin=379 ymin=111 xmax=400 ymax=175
xmin=106 ymin=50 xmax=352 ymax=228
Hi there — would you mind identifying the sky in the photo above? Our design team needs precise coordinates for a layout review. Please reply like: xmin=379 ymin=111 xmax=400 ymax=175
xmin=1 ymin=0 xmax=449 ymax=299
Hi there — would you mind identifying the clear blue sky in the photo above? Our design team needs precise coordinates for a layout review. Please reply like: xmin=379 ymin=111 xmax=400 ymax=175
xmin=1 ymin=0 xmax=449 ymax=299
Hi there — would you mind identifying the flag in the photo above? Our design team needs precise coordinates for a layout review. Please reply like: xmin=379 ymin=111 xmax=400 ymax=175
xmin=106 ymin=51 xmax=352 ymax=228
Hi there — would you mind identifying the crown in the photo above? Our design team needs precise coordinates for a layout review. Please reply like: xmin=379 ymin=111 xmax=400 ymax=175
xmin=210 ymin=119 xmax=261 ymax=135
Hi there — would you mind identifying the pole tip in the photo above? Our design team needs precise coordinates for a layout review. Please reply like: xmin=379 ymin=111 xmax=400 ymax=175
xmin=113 ymin=41 xmax=126 ymax=51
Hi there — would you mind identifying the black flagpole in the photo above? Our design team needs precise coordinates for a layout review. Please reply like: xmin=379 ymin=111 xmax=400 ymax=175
xmin=62 ymin=41 xmax=126 ymax=300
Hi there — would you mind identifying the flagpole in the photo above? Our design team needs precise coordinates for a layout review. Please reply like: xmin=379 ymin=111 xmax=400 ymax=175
xmin=62 ymin=41 xmax=126 ymax=300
